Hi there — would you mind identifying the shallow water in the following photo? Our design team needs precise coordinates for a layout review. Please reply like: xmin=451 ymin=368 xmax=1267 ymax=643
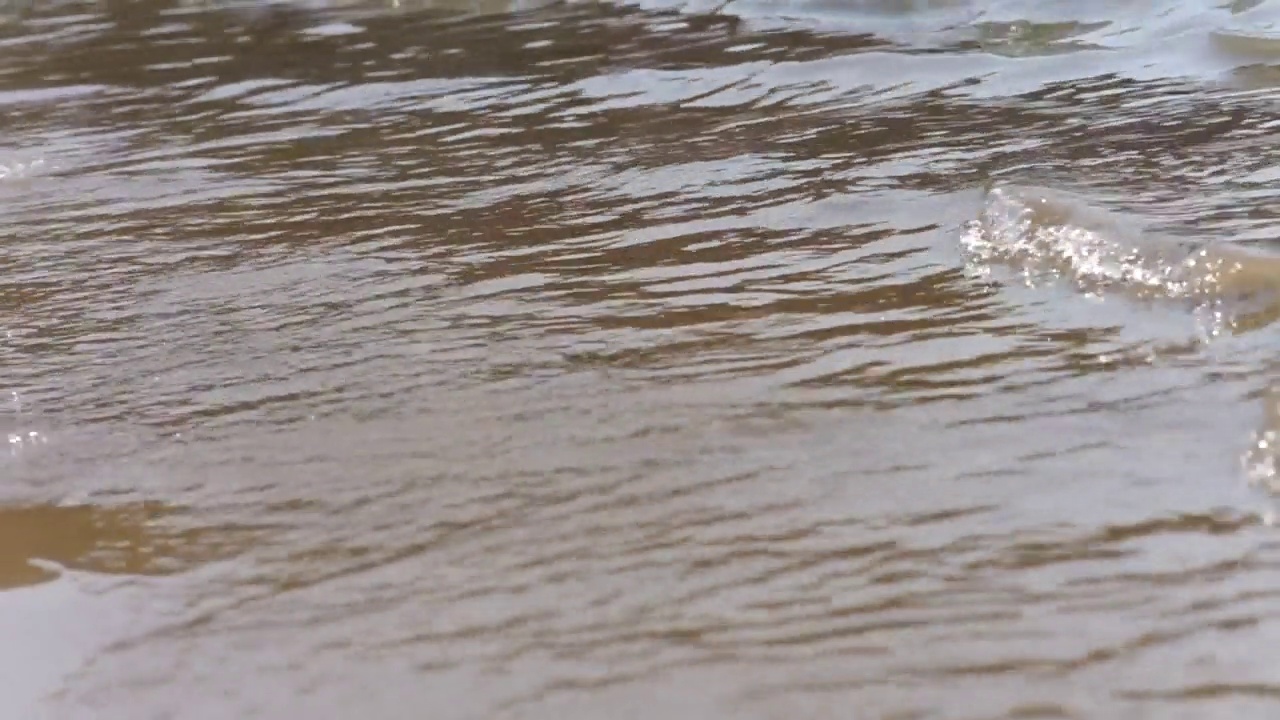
xmin=6 ymin=0 xmax=1280 ymax=717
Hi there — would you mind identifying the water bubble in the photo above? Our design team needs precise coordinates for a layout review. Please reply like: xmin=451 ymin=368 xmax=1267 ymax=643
xmin=1244 ymin=427 xmax=1280 ymax=492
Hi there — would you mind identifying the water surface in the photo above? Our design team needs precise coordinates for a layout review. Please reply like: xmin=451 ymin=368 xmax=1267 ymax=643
xmin=5 ymin=0 xmax=1280 ymax=717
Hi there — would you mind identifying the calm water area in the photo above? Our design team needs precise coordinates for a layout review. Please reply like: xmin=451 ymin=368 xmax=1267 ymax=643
xmin=8 ymin=0 xmax=1280 ymax=717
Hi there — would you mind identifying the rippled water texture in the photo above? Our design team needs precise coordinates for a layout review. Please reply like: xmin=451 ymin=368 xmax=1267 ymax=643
xmin=9 ymin=0 xmax=1280 ymax=717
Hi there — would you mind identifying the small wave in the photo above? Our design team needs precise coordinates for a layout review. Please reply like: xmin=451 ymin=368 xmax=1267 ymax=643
xmin=962 ymin=183 xmax=1280 ymax=333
